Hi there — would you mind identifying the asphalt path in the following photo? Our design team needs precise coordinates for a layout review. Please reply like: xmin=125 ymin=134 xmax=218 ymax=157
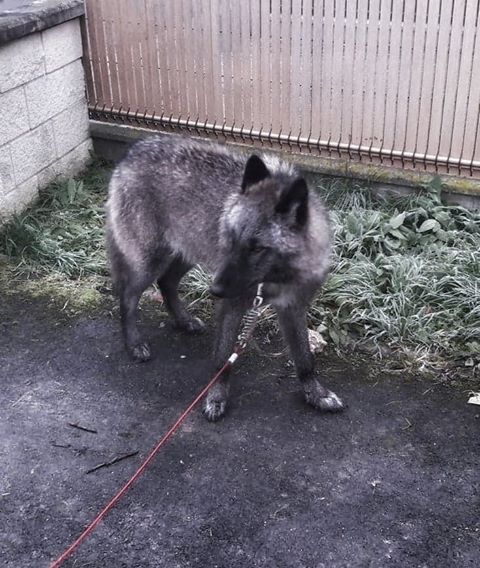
xmin=1 ymin=295 xmax=478 ymax=567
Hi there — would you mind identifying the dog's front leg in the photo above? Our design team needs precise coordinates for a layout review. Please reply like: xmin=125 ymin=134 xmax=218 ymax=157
xmin=203 ymin=298 xmax=248 ymax=421
xmin=276 ymin=304 xmax=344 ymax=412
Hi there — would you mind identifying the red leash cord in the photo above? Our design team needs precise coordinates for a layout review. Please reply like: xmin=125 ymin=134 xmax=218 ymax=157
xmin=48 ymin=356 xmax=236 ymax=568
xmin=49 ymin=284 xmax=265 ymax=567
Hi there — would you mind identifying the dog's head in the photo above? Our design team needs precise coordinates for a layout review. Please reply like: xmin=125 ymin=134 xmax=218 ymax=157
xmin=211 ymin=154 xmax=309 ymax=299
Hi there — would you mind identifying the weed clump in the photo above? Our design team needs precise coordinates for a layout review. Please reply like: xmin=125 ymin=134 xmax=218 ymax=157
xmin=311 ymin=176 xmax=480 ymax=367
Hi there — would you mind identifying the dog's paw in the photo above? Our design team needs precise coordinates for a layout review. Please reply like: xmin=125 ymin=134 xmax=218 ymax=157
xmin=203 ymin=398 xmax=227 ymax=422
xmin=128 ymin=341 xmax=152 ymax=363
xmin=303 ymin=380 xmax=345 ymax=412
xmin=203 ymin=383 xmax=228 ymax=422
xmin=175 ymin=317 xmax=206 ymax=335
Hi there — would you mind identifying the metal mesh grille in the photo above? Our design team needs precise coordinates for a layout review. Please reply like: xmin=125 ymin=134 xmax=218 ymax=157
xmin=83 ymin=0 xmax=480 ymax=178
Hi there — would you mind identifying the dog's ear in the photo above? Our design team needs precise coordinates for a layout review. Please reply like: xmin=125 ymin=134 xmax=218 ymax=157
xmin=241 ymin=154 xmax=270 ymax=192
xmin=275 ymin=177 xmax=309 ymax=228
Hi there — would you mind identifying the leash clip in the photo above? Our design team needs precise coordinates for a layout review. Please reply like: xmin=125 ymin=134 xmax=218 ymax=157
xmin=253 ymin=282 xmax=264 ymax=308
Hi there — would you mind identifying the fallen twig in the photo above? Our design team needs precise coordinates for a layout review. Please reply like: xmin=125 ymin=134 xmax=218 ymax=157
xmin=85 ymin=451 xmax=139 ymax=475
xmin=51 ymin=442 xmax=72 ymax=449
xmin=68 ymin=422 xmax=98 ymax=434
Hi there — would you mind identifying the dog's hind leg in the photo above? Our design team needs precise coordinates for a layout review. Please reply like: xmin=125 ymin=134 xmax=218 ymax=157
xmin=110 ymin=240 xmax=172 ymax=362
xmin=276 ymin=304 xmax=345 ymax=412
xmin=203 ymin=298 xmax=249 ymax=422
xmin=118 ymin=270 xmax=157 ymax=362
xmin=157 ymin=257 xmax=206 ymax=334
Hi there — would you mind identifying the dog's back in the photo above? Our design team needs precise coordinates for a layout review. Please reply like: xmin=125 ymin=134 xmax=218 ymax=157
xmin=107 ymin=135 xmax=245 ymax=271
xmin=107 ymin=135 xmax=331 ymax=289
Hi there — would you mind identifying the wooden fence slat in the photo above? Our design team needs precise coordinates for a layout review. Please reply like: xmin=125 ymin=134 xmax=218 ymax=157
xmin=198 ymin=0 xmax=208 ymax=122
xmin=448 ymin=0 xmax=478 ymax=173
xmin=329 ymin=0 xmax=346 ymax=146
xmin=132 ymin=0 xmax=148 ymax=113
xmin=395 ymin=0 xmax=416 ymax=157
xmin=349 ymin=0 xmax=367 ymax=148
xmin=381 ymin=0 xmax=404 ymax=164
xmin=320 ymin=0 xmax=335 ymax=144
xmin=260 ymin=0 xmax=271 ymax=133
xmin=269 ymin=0 xmax=281 ymax=134
xmin=239 ymin=1 xmax=252 ymax=128
xmin=97 ymin=0 xmax=114 ymax=108
xmin=370 ymin=0 xmax=390 ymax=154
xmin=138 ymin=0 xmax=154 ymax=114
xmin=221 ymin=0 xmax=234 ymax=125
xmin=280 ymin=0 xmax=292 ymax=137
xmin=190 ymin=0 xmax=203 ymax=120
xmin=230 ymin=0 xmax=243 ymax=127
xmin=173 ymin=0 xmax=189 ymax=118
xmin=250 ymin=0 xmax=261 ymax=129
xmin=310 ymin=0 xmax=324 ymax=141
xmin=289 ymin=0 xmax=303 ymax=139
xmin=437 ymin=1 xmax=468 ymax=163
xmin=204 ymin=0 xmax=214 ymax=122
xmin=341 ymin=0 xmax=357 ymax=147
xmin=415 ymin=0 xmax=442 ymax=168
xmin=144 ymin=0 xmax=161 ymax=114
xmin=403 ymin=0 xmax=429 ymax=161
xmin=426 ymin=0 xmax=454 ymax=158
xmin=461 ymin=6 xmax=480 ymax=165
xmin=162 ymin=0 xmax=178 ymax=117
xmin=299 ymin=0 xmax=313 ymax=139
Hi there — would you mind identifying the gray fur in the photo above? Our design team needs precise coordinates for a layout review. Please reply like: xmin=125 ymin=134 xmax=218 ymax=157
xmin=106 ymin=135 xmax=344 ymax=420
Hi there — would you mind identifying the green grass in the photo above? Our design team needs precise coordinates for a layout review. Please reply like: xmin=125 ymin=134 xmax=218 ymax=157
xmin=1 ymin=161 xmax=479 ymax=374
xmin=0 ymin=160 xmax=109 ymax=278
xmin=309 ymin=176 xmax=480 ymax=370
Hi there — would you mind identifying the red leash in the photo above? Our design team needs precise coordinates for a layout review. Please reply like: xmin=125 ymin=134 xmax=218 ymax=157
xmin=49 ymin=284 xmax=265 ymax=567
xmin=49 ymin=357 xmax=235 ymax=568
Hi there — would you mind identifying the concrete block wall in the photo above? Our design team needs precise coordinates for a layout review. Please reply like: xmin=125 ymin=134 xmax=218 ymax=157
xmin=0 ymin=10 xmax=91 ymax=220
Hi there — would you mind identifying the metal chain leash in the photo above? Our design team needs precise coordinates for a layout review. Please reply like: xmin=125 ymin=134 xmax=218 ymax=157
xmin=227 ymin=283 xmax=267 ymax=365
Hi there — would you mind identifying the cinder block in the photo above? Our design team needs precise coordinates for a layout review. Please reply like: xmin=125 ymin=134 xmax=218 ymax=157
xmin=25 ymin=60 xmax=85 ymax=128
xmin=0 ymin=34 xmax=45 ymax=93
xmin=52 ymin=99 xmax=90 ymax=157
xmin=42 ymin=19 xmax=83 ymax=73
xmin=37 ymin=139 xmax=92 ymax=189
xmin=10 ymin=123 xmax=57 ymax=185
xmin=0 ymin=175 xmax=38 ymax=220
xmin=0 ymin=86 xmax=30 ymax=146
xmin=0 ymin=145 xmax=15 ymax=197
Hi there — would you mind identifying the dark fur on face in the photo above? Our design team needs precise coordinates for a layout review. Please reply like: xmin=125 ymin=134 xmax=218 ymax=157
xmin=212 ymin=171 xmax=306 ymax=297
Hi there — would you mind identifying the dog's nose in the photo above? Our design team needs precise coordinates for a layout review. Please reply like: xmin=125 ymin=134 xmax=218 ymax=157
xmin=209 ymin=283 xmax=226 ymax=298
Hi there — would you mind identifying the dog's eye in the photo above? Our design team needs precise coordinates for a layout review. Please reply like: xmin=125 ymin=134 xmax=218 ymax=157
xmin=250 ymin=242 xmax=267 ymax=254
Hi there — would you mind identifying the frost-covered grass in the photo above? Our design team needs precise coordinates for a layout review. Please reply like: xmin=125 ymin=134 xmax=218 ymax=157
xmin=1 ymin=161 xmax=479 ymax=371
xmin=0 ymin=161 xmax=108 ymax=278
xmin=310 ymin=176 xmax=479 ymax=369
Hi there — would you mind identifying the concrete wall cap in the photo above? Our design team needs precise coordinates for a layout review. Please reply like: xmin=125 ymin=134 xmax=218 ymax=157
xmin=0 ymin=0 xmax=84 ymax=45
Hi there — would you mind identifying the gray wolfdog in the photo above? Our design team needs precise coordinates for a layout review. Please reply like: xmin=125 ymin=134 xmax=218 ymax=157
xmin=106 ymin=135 xmax=344 ymax=421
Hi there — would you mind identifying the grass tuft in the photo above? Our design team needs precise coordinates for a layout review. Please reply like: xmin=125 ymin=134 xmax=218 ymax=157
xmin=0 ymin=160 xmax=109 ymax=278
